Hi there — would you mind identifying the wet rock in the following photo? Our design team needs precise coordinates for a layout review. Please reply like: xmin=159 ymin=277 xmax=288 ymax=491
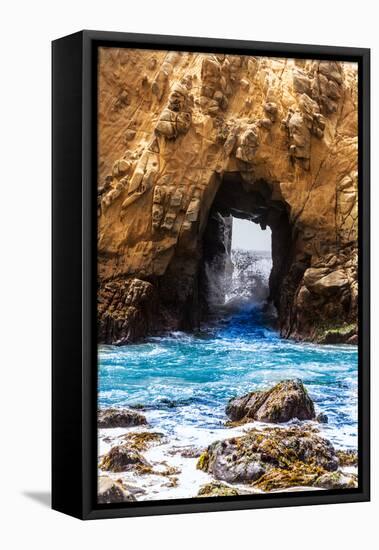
xmin=226 ymin=379 xmax=316 ymax=423
xmin=197 ymin=481 xmax=240 ymax=497
xmin=100 ymin=445 xmax=151 ymax=473
xmin=97 ymin=476 xmax=136 ymax=503
xmin=316 ymin=412 xmax=328 ymax=424
xmin=315 ymin=471 xmax=358 ymax=490
xmin=197 ymin=426 xmax=339 ymax=486
xmin=197 ymin=441 xmax=265 ymax=483
xmin=98 ymin=408 xmax=147 ymax=428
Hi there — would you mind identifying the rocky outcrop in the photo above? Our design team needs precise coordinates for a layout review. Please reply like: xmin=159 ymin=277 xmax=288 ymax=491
xmin=98 ymin=408 xmax=147 ymax=428
xmin=98 ymin=48 xmax=358 ymax=344
xmin=196 ymin=425 xmax=357 ymax=491
xmin=197 ymin=426 xmax=338 ymax=485
xmin=226 ymin=380 xmax=316 ymax=423
xmin=100 ymin=444 xmax=151 ymax=474
xmin=97 ymin=475 xmax=137 ymax=503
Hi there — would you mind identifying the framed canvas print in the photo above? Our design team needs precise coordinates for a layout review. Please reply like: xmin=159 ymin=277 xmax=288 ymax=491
xmin=52 ymin=30 xmax=370 ymax=520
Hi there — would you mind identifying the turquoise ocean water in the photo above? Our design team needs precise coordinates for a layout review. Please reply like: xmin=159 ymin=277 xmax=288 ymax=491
xmin=98 ymin=304 xmax=358 ymax=451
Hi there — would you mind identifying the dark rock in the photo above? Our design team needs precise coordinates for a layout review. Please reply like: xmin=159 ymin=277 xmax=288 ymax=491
xmin=97 ymin=476 xmax=136 ymax=503
xmin=100 ymin=444 xmax=151 ymax=473
xmin=316 ymin=412 xmax=328 ymax=424
xmin=226 ymin=379 xmax=315 ymax=423
xmin=98 ymin=408 xmax=147 ymax=428
xmin=197 ymin=426 xmax=339 ymax=486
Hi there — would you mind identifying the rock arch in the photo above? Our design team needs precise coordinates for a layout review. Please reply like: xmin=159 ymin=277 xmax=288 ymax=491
xmin=97 ymin=48 xmax=358 ymax=344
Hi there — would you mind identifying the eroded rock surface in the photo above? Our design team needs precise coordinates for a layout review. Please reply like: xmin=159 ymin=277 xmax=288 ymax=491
xmin=98 ymin=49 xmax=358 ymax=344
xmin=226 ymin=379 xmax=316 ymax=423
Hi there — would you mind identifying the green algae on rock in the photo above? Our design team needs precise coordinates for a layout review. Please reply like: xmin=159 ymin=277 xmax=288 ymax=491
xmin=197 ymin=481 xmax=241 ymax=497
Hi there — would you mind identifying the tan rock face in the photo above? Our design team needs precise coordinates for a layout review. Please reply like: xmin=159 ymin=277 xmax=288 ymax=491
xmin=97 ymin=47 xmax=358 ymax=344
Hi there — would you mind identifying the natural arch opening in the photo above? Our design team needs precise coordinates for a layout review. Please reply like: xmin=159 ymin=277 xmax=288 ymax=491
xmin=198 ymin=173 xmax=298 ymax=328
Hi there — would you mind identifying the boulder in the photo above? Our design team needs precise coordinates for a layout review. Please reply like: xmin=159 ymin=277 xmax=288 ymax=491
xmin=226 ymin=379 xmax=316 ymax=423
xmin=97 ymin=476 xmax=136 ymax=503
xmin=98 ymin=408 xmax=147 ymax=428
xmin=100 ymin=444 xmax=151 ymax=473
xmin=197 ymin=426 xmax=339 ymax=485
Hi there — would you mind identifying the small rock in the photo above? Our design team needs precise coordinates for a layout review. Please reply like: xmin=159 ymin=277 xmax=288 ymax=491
xmin=316 ymin=412 xmax=328 ymax=424
xmin=315 ymin=471 xmax=358 ymax=490
xmin=100 ymin=445 xmax=151 ymax=473
xmin=97 ymin=476 xmax=136 ymax=503
xmin=197 ymin=481 xmax=240 ymax=497
xmin=98 ymin=408 xmax=147 ymax=428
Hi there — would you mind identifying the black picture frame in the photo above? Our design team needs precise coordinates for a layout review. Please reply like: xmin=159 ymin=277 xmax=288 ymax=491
xmin=52 ymin=30 xmax=370 ymax=520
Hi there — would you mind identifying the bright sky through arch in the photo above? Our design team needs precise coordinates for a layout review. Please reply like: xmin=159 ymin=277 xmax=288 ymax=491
xmin=231 ymin=217 xmax=272 ymax=252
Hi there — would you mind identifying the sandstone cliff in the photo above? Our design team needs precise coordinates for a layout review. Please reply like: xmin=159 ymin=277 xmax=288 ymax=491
xmin=97 ymin=47 xmax=358 ymax=345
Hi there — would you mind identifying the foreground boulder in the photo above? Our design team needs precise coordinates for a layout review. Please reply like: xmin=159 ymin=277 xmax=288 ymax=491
xmin=100 ymin=444 xmax=151 ymax=474
xmin=97 ymin=476 xmax=136 ymax=503
xmin=98 ymin=408 xmax=147 ymax=428
xmin=226 ymin=379 xmax=316 ymax=423
xmin=197 ymin=426 xmax=339 ymax=486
